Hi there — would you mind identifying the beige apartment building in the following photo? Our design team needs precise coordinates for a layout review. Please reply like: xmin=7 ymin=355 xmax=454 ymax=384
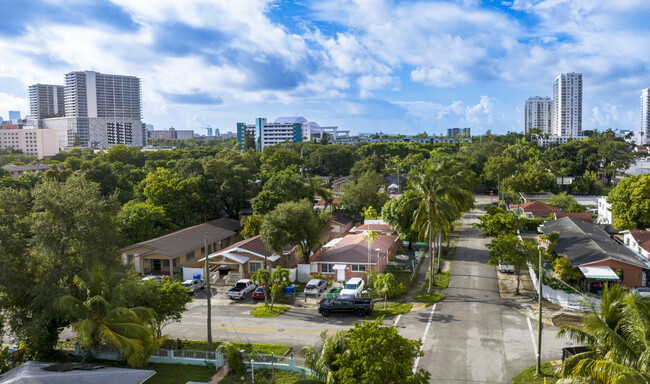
xmin=0 ymin=125 xmax=59 ymax=158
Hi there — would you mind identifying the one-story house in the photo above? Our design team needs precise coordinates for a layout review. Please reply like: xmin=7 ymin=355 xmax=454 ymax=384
xmin=350 ymin=220 xmax=395 ymax=235
xmin=510 ymin=201 xmax=562 ymax=218
xmin=329 ymin=211 xmax=354 ymax=239
xmin=195 ymin=235 xmax=295 ymax=283
xmin=0 ymin=361 xmax=155 ymax=384
xmin=332 ymin=176 xmax=352 ymax=193
xmin=622 ymin=229 xmax=650 ymax=259
xmin=541 ymin=217 xmax=648 ymax=289
xmin=312 ymin=232 xmax=401 ymax=282
xmin=121 ymin=219 xmax=241 ymax=276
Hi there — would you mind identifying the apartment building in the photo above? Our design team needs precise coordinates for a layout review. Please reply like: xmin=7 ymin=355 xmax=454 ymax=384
xmin=29 ymin=84 xmax=65 ymax=120
xmin=525 ymin=96 xmax=552 ymax=134
xmin=236 ymin=117 xmax=345 ymax=151
xmin=552 ymin=73 xmax=583 ymax=137
xmin=639 ymin=88 xmax=650 ymax=146
xmin=0 ymin=126 xmax=59 ymax=158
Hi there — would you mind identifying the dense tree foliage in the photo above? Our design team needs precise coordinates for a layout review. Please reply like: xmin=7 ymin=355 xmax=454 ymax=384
xmin=487 ymin=234 xmax=539 ymax=294
xmin=608 ymin=174 xmax=650 ymax=230
xmin=340 ymin=171 xmax=388 ymax=218
xmin=547 ymin=193 xmax=587 ymax=213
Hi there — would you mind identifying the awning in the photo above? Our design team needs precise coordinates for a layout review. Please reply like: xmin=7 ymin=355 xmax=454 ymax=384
xmin=332 ymin=264 xmax=347 ymax=270
xmin=579 ymin=266 xmax=621 ymax=280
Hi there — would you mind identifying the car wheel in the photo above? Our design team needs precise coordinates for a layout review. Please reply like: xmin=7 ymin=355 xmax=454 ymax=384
xmin=321 ymin=310 xmax=330 ymax=318
xmin=356 ymin=309 xmax=365 ymax=317
xmin=242 ymin=293 xmax=247 ymax=300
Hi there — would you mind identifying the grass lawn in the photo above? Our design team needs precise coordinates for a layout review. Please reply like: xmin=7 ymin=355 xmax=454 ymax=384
xmin=250 ymin=304 xmax=290 ymax=317
xmin=511 ymin=362 xmax=559 ymax=384
xmin=220 ymin=368 xmax=313 ymax=383
xmin=411 ymin=291 xmax=445 ymax=306
xmin=160 ymin=340 xmax=291 ymax=356
xmin=145 ymin=363 xmax=216 ymax=384
xmin=365 ymin=302 xmax=412 ymax=319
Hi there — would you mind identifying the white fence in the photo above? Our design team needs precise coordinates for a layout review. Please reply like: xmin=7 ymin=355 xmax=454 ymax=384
xmin=528 ymin=265 xmax=600 ymax=312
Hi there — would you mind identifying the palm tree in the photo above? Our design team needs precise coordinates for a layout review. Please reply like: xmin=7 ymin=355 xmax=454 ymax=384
xmin=409 ymin=154 xmax=474 ymax=293
xmin=557 ymin=285 xmax=650 ymax=383
xmin=375 ymin=273 xmax=396 ymax=309
xmin=251 ymin=268 xmax=271 ymax=308
xmin=58 ymin=267 xmax=157 ymax=368
xmin=301 ymin=330 xmax=349 ymax=383
xmin=269 ymin=266 xmax=291 ymax=310
xmin=363 ymin=230 xmax=379 ymax=283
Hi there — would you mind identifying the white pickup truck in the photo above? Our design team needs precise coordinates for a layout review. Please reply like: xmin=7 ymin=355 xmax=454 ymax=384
xmin=226 ymin=279 xmax=256 ymax=300
xmin=182 ymin=279 xmax=205 ymax=295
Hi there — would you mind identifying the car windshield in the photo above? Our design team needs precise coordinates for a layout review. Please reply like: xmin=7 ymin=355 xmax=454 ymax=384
xmin=344 ymin=283 xmax=357 ymax=289
xmin=255 ymin=287 xmax=263 ymax=292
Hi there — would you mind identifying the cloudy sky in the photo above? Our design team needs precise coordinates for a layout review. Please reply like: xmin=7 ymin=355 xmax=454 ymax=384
xmin=1 ymin=0 xmax=649 ymax=136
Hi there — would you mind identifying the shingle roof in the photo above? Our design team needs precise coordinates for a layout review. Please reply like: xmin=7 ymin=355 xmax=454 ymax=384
xmin=554 ymin=212 xmax=593 ymax=223
xmin=0 ymin=361 xmax=155 ymax=384
xmin=511 ymin=201 xmax=562 ymax=217
xmin=351 ymin=224 xmax=393 ymax=233
xmin=315 ymin=233 xmax=398 ymax=264
xmin=331 ymin=211 xmax=353 ymax=226
xmin=211 ymin=235 xmax=292 ymax=258
xmin=122 ymin=223 xmax=236 ymax=259
xmin=542 ymin=217 xmax=646 ymax=268
xmin=206 ymin=217 xmax=242 ymax=232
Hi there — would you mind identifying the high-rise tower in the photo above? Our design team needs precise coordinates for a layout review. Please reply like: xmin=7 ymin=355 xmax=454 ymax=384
xmin=29 ymin=84 xmax=65 ymax=119
xmin=524 ymin=96 xmax=552 ymax=135
xmin=552 ymin=73 xmax=582 ymax=137
xmin=639 ymin=88 xmax=650 ymax=146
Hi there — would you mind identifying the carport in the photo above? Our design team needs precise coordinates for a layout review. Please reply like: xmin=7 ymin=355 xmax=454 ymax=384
xmin=579 ymin=265 xmax=621 ymax=294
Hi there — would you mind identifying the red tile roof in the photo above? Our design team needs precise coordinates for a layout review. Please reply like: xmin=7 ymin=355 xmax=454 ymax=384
xmin=314 ymin=233 xmax=398 ymax=264
xmin=554 ymin=212 xmax=593 ymax=223
xmin=628 ymin=230 xmax=650 ymax=253
xmin=352 ymin=223 xmax=394 ymax=233
xmin=315 ymin=196 xmax=340 ymax=206
xmin=510 ymin=201 xmax=562 ymax=217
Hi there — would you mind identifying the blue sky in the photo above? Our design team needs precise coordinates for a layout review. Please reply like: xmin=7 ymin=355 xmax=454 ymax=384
xmin=1 ymin=0 xmax=649 ymax=136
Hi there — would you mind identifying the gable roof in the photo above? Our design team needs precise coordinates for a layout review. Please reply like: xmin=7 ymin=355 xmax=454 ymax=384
xmin=541 ymin=217 xmax=646 ymax=268
xmin=554 ymin=212 xmax=593 ymax=223
xmin=202 ymin=235 xmax=290 ymax=263
xmin=315 ymin=196 xmax=340 ymax=206
xmin=122 ymin=223 xmax=235 ymax=259
xmin=206 ymin=217 xmax=242 ymax=233
xmin=332 ymin=176 xmax=351 ymax=185
xmin=331 ymin=211 xmax=353 ymax=227
xmin=626 ymin=230 xmax=650 ymax=253
xmin=351 ymin=223 xmax=393 ymax=234
xmin=511 ymin=201 xmax=562 ymax=217
xmin=314 ymin=233 xmax=398 ymax=264
xmin=0 ymin=361 xmax=155 ymax=384
xmin=383 ymin=174 xmax=408 ymax=185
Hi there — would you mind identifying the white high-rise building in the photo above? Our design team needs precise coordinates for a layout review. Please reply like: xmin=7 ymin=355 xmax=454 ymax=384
xmin=552 ymin=72 xmax=582 ymax=137
xmin=639 ymin=88 xmax=650 ymax=146
xmin=29 ymin=84 xmax=65 ymax=119
xmin=524 ymin=96 xmax=552 ymax=134
xmin=41 ymin=71 xmax=144 ymax=148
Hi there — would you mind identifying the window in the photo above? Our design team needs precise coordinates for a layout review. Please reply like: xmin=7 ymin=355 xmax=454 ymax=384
xmin=162 ymin=259 xmax=170 ymax=267
xmin=322 ymin=264 xmax=335 ymax=273
xmin=186 ymin=251 xmax=194 ymax=261
xmin=249 ymin=261 xmax=262 ymax=274
xmin=351 ymin=264 xmax=366 ymax=272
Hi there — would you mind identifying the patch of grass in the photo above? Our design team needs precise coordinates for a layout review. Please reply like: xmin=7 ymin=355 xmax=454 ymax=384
xmin=411 ymin=292 xmax=445 ymax=306
xmin=511 ymin=362 xmax=559 ymax=384
xmin=220 ymin=368 xmax=312 ymax=384
xmin=250 ymin=305 xmax=290 ymax=318
xmin=160 ymin=340 xmax=291 ymax=356
xmin=365 ymin=302 xmax=412 ymax=319
xmin=420 ymin=270 xmax=450 ymax=291
xmin=146 ymin=363 xmax=216 ymax=384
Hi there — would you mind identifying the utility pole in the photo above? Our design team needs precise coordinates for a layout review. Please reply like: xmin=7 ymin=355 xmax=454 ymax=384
xmin=205 ymin=233 xmax=212 ymax=351
xmin=536 ymin=245 xmax=543 ymax=375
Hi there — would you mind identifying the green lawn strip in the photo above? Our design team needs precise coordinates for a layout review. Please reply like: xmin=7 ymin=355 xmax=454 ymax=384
xmin=411 ymin=292 xmax=445 ymax=306
xmin=145 ymin=363 xmax=216 ymax=384
xmin=511 ymin=362 xmax=559 ymax=384
xmin=420 ymin=270 xmax=450 ymax=291
xmin=161 ymin=340 xmax=291 ymax=355
xmin=250 ymin=304 xmax=290 ymax=317
xmin=220 ymin=368 xmax=312 ymax=383
xmin=365 ymin=302 xmax=412 ymax=319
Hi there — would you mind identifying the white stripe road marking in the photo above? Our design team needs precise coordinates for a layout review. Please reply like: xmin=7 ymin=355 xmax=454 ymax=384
xmin=527 ymin=317 xmax=538 ymax=358
xmin=413 ymin=303 xmax=437 ymax=373
xmin=394 ymin=314 xmax=402 ymax=326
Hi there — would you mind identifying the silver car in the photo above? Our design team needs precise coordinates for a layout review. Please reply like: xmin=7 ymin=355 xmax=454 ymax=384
xmin=304 ymin=279 xmax=328 ymax=296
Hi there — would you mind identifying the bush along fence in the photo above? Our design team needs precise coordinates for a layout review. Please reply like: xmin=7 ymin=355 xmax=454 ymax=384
xmin=67 ymin=345 xmax=315 ymax=376
xmin=528 ymin=264 xmax=600 ymax=312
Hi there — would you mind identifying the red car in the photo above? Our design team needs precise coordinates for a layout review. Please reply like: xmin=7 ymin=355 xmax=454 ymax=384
xmin=252 ymin=286 xmax=268 ymax=300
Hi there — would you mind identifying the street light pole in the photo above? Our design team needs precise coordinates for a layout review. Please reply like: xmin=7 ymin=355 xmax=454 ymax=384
xmin=536 ymin=245 xmax=543 ymax=375
xmin=205 ymin=233 xmax=212 ymax=351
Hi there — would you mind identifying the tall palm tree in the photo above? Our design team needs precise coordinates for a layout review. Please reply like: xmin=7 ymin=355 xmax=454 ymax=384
xmin=301 ymin=330 xmax=349 ymax=383
xmin=557 ymin=285 xmax=650 ymax=383
xmin=375 ymin=273 xmax=396 ymax=309
xmin=251 ymin=268 xmax=271 ymax=308
xmin=58 ymin=267 xmax=156 ymax=368
xmin=269 ymin=266 xmax=291 ymax=310
xmin=409 ymin=154 xmax=474 ymax=293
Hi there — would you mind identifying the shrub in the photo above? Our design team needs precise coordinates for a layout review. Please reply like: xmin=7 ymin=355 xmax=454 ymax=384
xmin=553 ymin=256 xmax=582 ymax=283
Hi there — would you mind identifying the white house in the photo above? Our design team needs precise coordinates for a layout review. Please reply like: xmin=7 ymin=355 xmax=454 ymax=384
xmin=597 ymin=196 xmax=613 ymax=225
xmin=622 ymin=230 xmax=650 ymax=259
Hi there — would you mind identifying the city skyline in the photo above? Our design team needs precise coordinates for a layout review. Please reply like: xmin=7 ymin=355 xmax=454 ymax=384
xmin=1 ymin=1 xmax=650 ymax=136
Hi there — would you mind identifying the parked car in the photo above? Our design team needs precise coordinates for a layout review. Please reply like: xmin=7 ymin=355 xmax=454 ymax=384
xmin=498 ymin=263 xmax=515 ymax=273
xmin=631 ymin=287 xmax=650 ymax=297
xmin=340 ymin=277 xmax=365 ymax=297
xmin=226 ymin=279 xmax=256 ymax=300
xmin=318 ymin=296 xmax=374 ymax=317
xmin=304 ymin=279 xmax=328 ymax=296
xmin=252 ymin=285 xmax=269 ymax=300
xmin=141 ymin=275 xmax=163 ymax=283
xmin=181 ymin=279 xmax=205 ymax=294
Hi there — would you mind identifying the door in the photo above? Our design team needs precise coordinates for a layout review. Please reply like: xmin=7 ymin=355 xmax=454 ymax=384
xmin=152 ymin=259 xmax=161 ymax=272
xmin=337 ymin=267 xmax=346 ymax=282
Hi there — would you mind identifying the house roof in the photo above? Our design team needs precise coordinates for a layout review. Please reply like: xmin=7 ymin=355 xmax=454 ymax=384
xmin=383 ymin=174 xmax=407 ymax=185
xmin=332 ymin=176 xmax=351 ymax=185
xmin=351 ymin=223 xmax=393 ymax=233
xmin=0 ymin=361 xmax=155 ymax=384
xmin=206 ymin=217 xmax=242 ymax=233
xmin=511 ymin=201 xmax=562 ymax=217
xmin=554 ymin=212 xmax=593 ymax=223
xmin=626 ymin=230 xmax=650 ymax=253
xmin=541 ymin=217 xmax=646 ymax=268
xmin=315 ymin=196 xmax=340 ymax=206
xmin=331 ymin=211 xmax=353 ymax=227
xmin=122 ymin=223 xmax=236 ymax=259
xmin=314 ymin=233 xmax=398 ymax=264
xmin=202 ymin=235 xmax=289 ymax=263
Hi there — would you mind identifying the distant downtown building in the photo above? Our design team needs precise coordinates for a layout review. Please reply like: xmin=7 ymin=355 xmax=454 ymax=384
xmin=639 ymin=88 xmax=650 ymax=146
xmin=148 ymin=127 xmax=195 ymax=140
xmin=524 ymin=96 xmax=552 ymax=135
xmin=29 ymin=84 xmax=65 ymax=120
xmin=34 ymin=71 xmax=145 ymax=148
xmin=236 ymin=117 xmax=347 ymax=151
xmin=446 ymin=127 xmax=471 ymax=137
xmin=552 ymin=72 xmax=582 ymax=137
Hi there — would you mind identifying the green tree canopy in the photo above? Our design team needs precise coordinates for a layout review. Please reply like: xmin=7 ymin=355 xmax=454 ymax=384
xmin=340 ymin=171 xmax=388 ymax=218
xmin=608 ymin=174 xmax=650 ymax=230
xmin=252 ymin=169 xmax=311 ymax=215
xmin=307 ymin=145 xmax=354 ymax=176
xmin=547 ymin=193 xmax=587 ymax=213
xmin=487 ymin=234 xmax=538 ymax=294
xmin=381 ymin=190 xmax=420 ymax=244
xmin=117 ymin=200 xmax=169 ymax=246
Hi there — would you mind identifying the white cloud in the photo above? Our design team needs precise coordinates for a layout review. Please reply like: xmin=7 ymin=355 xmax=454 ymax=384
xmin=0 ymin=92 xmax=29 ymax=118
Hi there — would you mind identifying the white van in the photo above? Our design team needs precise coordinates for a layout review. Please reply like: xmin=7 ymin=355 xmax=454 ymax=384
xmin=340 ymin=277 xmax=365 ymax=297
